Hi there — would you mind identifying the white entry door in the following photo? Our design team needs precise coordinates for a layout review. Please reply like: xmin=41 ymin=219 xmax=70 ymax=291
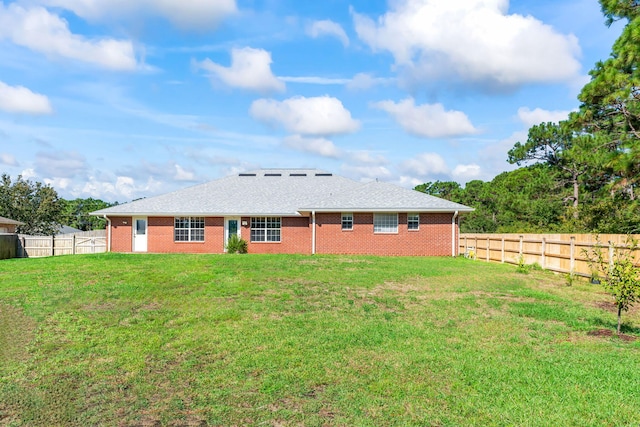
xmin=224 ymin=217 xmax=240 ymax=251
xmin=133 ymin=217 xmax=148 ymax=252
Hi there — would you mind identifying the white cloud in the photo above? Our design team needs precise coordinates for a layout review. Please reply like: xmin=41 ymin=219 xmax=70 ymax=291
xmin=352 ymin=0 xmax=581 ymax=88
xmin=517 ymin=107 xmax=574 ymax=128
xmin=35 ymin=151 xmax=87 ymax=178
xmin=283 ymin=135 xmax=340 ymax=158
xmin=250 ymin=95 xmax=360 ymax=136
xmin=279 ymin=76 xmax=350 ymax=85
xmin=373 ymin=98 xmax=477 ymax=138
xmin=349 ymin=150 xmax=389 ymax=165
xmin=477 ymin=130 xmax=525 ymax=180
xmin=0 ymin=81 xmax=53 ymax=114
xmin=307 ymin=19 xmax=349 ymax=46
xmin=399 ymin=152 xmax=450 ymax=177
xmin=34 ymin=0 xmax=237 ymax=30
xmin=0 ymin=153 xmax=18 ymax=166
xmin=452 ymin=164 xmax=482 ymax=181
xmin=197 ymin=48 xmax=285 ymax=93
xmin=0 ymin=3 xmax=139 ymax=71
xmin=396 ymin=175 xmax=423 ymax=188
xmin=43 ymin=176 xmax=71 ymax=190
xmin=20 ymin=168 xmax=37 ymax=179
xmin=79 ymin=175 xmax=163 ymax=202
xmin=174 ymin=164 xmax=196 ymax=181
xmin=346 ymin=73 xmax=391 ymax=90
xmin=279 ymin=73 xmax=393 ymax=89
xmin=340 ymin=164 xmax=392 ymax=181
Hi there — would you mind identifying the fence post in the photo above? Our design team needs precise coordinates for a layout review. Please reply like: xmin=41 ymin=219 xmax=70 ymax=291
xmin=541 ymin=237 xmax=546 ymax=270
xmin=501 ymin=237 xmax=505 ymax=263
xmin=475 ymin=236 xmax=478 ymax=260
xmin=72 ymin=234 xmax=76 ymax=255
xmin=519 ymin=235 xmax=523 ymax=258
xmin=609 ymin=241 xmax=615 ymax=270
xmin=486 ymin=237 xmax=490 ymax=262
xmin=570 ymin=236 xmax=575 ymax=275
xmin=51 ymin=236 xmax=55 ymax=257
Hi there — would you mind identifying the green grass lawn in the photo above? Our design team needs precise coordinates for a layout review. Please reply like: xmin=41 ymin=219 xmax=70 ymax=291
xmin=1 ymin=253 xmax=639 ymax=426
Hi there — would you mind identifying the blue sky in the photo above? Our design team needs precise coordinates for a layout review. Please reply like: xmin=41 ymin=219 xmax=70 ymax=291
xmin=0 ymin=0 xmax=624 ymax=202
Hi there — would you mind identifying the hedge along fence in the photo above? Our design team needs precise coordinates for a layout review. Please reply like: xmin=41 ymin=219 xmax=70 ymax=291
xmin=0 ymin=234 xmax=17 ymax=260
xmin=17 ymin=230 xmax=106 ymax=258
xmin=459 ymin=234 xmax=640 ymax=278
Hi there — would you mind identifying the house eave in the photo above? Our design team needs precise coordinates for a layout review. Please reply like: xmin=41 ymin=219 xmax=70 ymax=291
xmin=298 ymin=207 xmax=474 ymax=213
xmin=91 ymin=211 xmax=306 ymax=217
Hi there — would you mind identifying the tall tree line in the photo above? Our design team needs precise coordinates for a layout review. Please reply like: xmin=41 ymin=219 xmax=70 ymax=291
xmin=0 ymin=174 xmax=114 ymax=235
xmin=418 ymin=0 xmax=640 ymax=234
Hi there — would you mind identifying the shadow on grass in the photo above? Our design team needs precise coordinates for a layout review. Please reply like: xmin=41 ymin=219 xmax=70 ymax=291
xmin=590 ymin=316 xmax=640 ymax=335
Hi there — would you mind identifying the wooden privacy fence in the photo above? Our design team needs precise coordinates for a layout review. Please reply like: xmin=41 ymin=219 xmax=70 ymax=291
xmin=0 ymin=234 xmax=17 ymax=260
xmin=17 ymin=230 xmax=107 ymax=258
xmin=459 ymin=233 xmax=640 ymax=277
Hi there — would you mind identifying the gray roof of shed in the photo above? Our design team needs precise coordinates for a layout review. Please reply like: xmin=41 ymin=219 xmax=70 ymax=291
xmin=0 ymin=216 xmax=24 ymax=225
xmin=92 ymin=169 xmax=473 ymax=216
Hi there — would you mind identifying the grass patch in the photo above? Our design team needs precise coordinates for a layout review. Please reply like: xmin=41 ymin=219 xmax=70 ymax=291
xmin=0 ymin=253 xmax=639 ymax=426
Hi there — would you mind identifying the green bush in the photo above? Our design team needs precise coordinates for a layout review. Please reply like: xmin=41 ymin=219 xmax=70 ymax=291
xmin=226 ymin=234 xmax=248 ymax=254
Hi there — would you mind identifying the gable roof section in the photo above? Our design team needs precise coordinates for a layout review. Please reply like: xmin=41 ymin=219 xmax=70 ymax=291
xmin=93 ymin=169 xmax=356 ymax=216
xmin=92 ymin=169 xmax=473 ymax=216
xmin=299 ymin=180 xmax=473 ymax=212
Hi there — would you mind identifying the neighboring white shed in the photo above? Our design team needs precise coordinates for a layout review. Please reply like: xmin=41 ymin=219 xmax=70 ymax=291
xmin=0 ymin=216 xmax=23 ymax=234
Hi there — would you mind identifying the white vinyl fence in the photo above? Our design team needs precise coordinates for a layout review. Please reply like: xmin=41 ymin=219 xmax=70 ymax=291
xmin=17 ymin=230 xmax=106 ymax=258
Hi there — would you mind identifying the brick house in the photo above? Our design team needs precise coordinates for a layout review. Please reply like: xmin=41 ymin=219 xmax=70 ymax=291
xmin=0 ymin=216 xmax=23 ymax=234
xmin=92 ymin=169 xmax=473 ymax=256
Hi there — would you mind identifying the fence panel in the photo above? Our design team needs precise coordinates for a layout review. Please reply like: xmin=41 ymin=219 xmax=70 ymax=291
xmin=17 ymin=230 xmax=107 ymax=258
xmin=460 ymin=233 xmax=640 ymax=277
xmin=0 ymin=234 xmax=17 ymax=260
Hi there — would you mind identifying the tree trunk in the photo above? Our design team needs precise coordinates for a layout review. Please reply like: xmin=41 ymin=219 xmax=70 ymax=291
xmin=572 ymin=174 xmax=579 ymax=219
xmin=617 ymin=305 xmax=622 ymax=334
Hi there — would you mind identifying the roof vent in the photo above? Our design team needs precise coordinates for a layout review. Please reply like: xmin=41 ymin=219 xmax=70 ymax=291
xmin=289 ymin=173 xmax=307 ymax=177
xmin=265 ymin=173 xmax=282 ymax=177
xmin=239 ymin=173 xmax=256 ymax=177
xmin=315 ymin=173 xmax=332 ymax=177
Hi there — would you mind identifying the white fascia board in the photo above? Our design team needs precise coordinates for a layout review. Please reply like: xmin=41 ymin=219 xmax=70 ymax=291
xmin=298 ymin=207 xmax=474 ymax=213
xmin=92 ymin=212 xmax=304 ymax=217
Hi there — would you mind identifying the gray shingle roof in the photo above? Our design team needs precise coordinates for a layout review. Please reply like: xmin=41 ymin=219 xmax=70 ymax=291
xmin=92 ymin=169 xmax=473 ymax=216
xmin=299 ymin=180 xmax=473 ymax=212
xmin=0 ymin=216 xmax=24 ymax=225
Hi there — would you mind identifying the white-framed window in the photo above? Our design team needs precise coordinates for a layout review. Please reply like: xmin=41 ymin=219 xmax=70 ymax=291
xmin=174 ymin=217 xmax=205 ymax=242
xmin=408 ymin=213 xmax=420 ymax=231
xmin=374 ymin=213 xmax=398 ymax=233
xmin=342 ymin=213 xmax=353 ymax=230
xmin=251 ymin=217 xmax=281 ymax=242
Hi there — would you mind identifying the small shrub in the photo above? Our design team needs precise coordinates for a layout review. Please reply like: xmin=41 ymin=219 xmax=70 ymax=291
xmin=226 ymin=234 xmax=248 ymax=254
xmin=516 ymin=255 xmax=530 ymax=274
xmin=583 ymin=235 xmax=640 ymax=333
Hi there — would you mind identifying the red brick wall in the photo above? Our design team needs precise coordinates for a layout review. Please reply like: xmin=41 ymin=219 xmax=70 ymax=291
xmin=244 ymin=216 xmax=312 ymax=254
xmin=315 ymin=212 xmax=456 ymax=256
xmin=110 ymin=216 xmax=132 ymax=252
xmin=107 ymin=213 xmax=457 ymax=256
xmin=147 ymin=217 xmax=225 ymax=253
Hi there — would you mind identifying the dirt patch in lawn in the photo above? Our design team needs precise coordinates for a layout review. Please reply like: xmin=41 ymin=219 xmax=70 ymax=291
xmin=587 ymin=328 xmax=637 ymax=342
xmin=593 ymin=301 xmax=618 ymax=313
xmin=0 ymin=303 xmax=36 ymax=363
